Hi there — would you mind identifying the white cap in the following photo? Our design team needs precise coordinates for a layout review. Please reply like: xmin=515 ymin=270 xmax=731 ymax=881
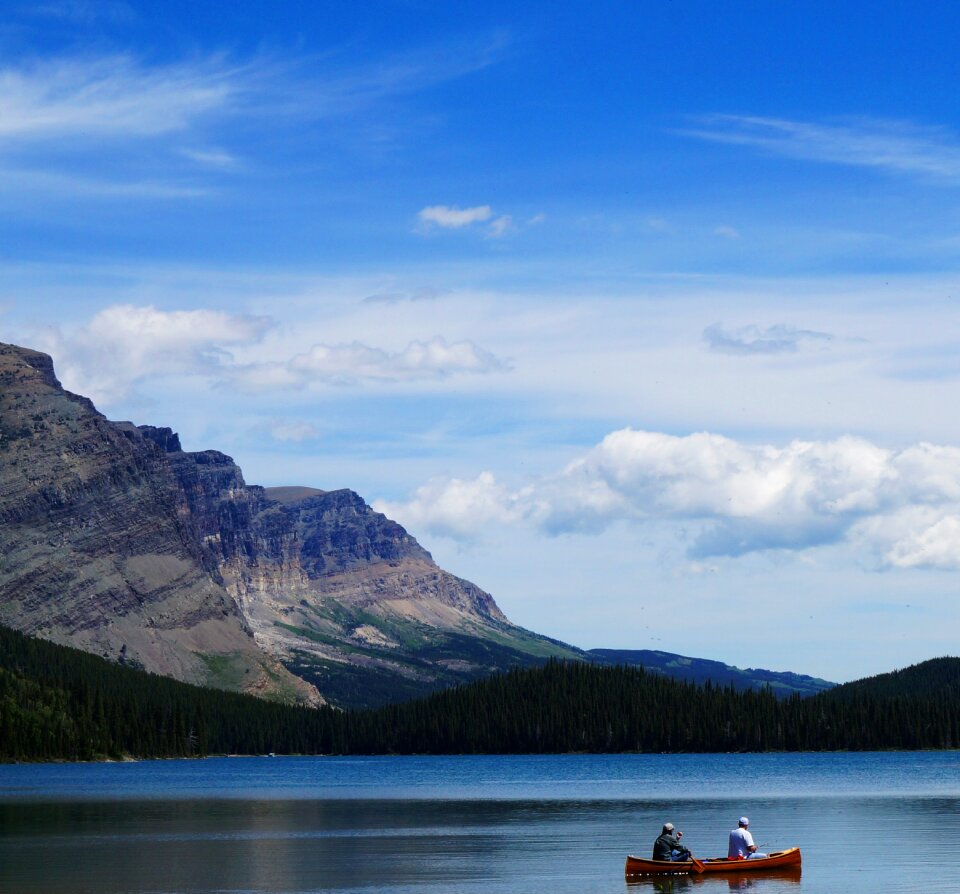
xmin=663 ymin=822 xmax=674 ymax=831
xmin=739 ymin=817 xmax=750 ymax=826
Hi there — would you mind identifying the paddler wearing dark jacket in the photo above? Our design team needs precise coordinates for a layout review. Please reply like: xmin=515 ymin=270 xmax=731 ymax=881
xmin=652 ymin=823 xmax=693 ymax=861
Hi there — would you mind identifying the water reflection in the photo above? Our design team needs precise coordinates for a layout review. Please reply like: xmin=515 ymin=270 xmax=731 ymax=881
xmin=626 ymin=869 xmax=801 ymax=893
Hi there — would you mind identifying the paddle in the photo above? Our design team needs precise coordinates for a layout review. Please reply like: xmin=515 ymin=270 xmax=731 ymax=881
xmin=689 ymin=856 xmax=706 ymax=874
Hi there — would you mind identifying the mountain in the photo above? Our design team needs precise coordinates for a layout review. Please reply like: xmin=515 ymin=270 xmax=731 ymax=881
xmin=588 ymin=648 xmax=835 ymax=697
xmin=0 ymin=343 xmax=578 ymax=708
xmin=0 ymin=345 xmax=318 ymax=705
xmin=820 ymin=656 xmax=960 ymax=701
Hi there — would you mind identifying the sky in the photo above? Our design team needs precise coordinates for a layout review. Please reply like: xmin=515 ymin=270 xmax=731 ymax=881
xmin=2 ymin=0 xmax=960 ymax=682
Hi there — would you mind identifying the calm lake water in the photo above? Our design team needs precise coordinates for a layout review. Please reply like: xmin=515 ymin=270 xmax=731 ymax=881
xmin=0 ymin=752 xmax=957 ymax=893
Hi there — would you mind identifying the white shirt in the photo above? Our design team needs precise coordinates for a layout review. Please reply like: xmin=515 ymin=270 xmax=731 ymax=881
xmin=728 ymin=826 xmax=755 ymax=859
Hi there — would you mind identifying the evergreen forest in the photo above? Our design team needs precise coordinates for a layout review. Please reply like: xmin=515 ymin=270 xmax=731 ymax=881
xmin=2 ymin=624 xmax=958 ymax=761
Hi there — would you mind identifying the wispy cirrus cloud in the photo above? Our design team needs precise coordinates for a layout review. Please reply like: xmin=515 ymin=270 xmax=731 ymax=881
xmin=379 ymin=429 xmax=960 ymax=571
xmin=20 ymin=1 xmax=135 ymax=24
xmin=703 ymin=322 xmax=834 ymax=355
xmin=683 ymin=114 xmax=960 ymax=183
xmin=363 ymin=286 xmax=446 ymax=305
xmin=0 ymin=36 xmax=505 ymax=146
xmin=0 ymin=39 xmax=505 ymax=197
xmin=714 ymin=225 xmax=741 ymax=240
xmin=0 ymin=55 xmax=237 ymax=142
xmin=0 ymin=167 xmax=209 ymax=199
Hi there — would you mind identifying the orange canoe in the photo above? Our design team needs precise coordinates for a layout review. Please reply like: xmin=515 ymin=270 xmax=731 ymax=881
xmin=625 ymin=847 xmax=801 ymax=876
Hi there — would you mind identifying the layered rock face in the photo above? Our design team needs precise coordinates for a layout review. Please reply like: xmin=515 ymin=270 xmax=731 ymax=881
xmin=0 ymin=344 xmax=578 ymax=708
xmin=0 ymin=344 xmax=318 ymax=704
xmin=146 ymin=434 xmax=574 ymax=709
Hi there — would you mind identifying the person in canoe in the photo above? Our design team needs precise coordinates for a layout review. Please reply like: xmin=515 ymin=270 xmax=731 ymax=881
xmin=728 ymin=817 xmax=767 ymax=860
xmin=653 ymin=822 xmax=694 ymax=862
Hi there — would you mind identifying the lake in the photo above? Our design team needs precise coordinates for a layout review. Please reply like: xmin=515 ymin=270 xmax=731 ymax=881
xmin=0 ymin=752 xmax=957 ymax=893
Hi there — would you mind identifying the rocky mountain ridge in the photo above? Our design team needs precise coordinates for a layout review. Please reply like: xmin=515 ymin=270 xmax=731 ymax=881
xmin=0 ymin=343 xmax=577 ymax=707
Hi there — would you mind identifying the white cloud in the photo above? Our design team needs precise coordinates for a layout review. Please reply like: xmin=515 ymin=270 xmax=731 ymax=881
xmin=487 ymin=214 xmax=513 ymax=238
xmin=0 ymin=55 xmax=235 ymax=143
xmin=417 ymin=204 xmax=493 ymax=229
xmin=714 ymin=225 xmax=741 ymax=239
xmin=703 ymin=322 xmax=834 ymax=355
xmin=0 ymin=167 xmax=208 ymax=198
xmin=363 ymin=286 xmax=445 ymax=305
xmin=231 ymin=336 xmax=507 ymax=390
xmin=292 ymin=337 xmax=502 ymax=379
xmin=34 ymin=304 xmax=274 ymax=402
xmin=0 ymin=42 xmax=504 ymax=198
xmin=684 ymin=114 xmax=960 ymax=183
xmin=0 ymin=37 xmax=505 ymax=147
xmin=24 ymin=1 xmax=135 ymax=23
xmin=879 ymin=513 xmax=960 ymax=570
xmin=375 ymin=472 xmax=527 ymax=541
xmin=645 ymin=216 xmax=677 ymax=234
xmin=415 ymin=206 xmax=523 ymax=238
xmin=179 ymin=148 xmax=240 ymax=169
xmin=381 ymin=428 xmax=960 ymax=570
xmin=26 ymin=305 xmax=506 ymax=401
xmin=268 ymin=420 xmax=320 ymax=443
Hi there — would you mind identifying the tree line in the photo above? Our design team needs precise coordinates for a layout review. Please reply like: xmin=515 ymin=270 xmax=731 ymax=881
xmin=1 ymin=624 xmax=957 ymax=761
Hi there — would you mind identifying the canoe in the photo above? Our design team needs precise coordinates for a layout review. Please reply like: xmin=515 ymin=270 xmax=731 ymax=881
xmin=625 ymin=847 xmax=801 ymax=876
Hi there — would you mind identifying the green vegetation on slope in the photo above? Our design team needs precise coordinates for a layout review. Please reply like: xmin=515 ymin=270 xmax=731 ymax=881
xmin=278 ymin=608 xmax=582 ymax=710
xmin=1 ymin=624 xmax=958 ymax=761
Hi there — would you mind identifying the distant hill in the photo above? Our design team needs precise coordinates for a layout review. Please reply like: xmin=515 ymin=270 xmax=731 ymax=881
xmin=822 ymin=656 xmax=960 ymax=701
xmin=588 ymin=648 xmax=835 ymax=697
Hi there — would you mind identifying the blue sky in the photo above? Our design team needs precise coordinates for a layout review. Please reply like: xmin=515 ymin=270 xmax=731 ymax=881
xmin=3 ymin=1 xmax=960 ymax=681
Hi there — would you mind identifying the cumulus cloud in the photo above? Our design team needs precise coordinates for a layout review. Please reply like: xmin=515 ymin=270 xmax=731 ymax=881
xmin=34 ymin=304 xmax=274 ymax=402
xmin=416 ymin=204 xmax=528 ymax=238
xmin=375 ymin=472 xmax=526 ymax=541
xmin=29 ymin=305 xmax=503 ymax=403
xmin=381 ymin=429 xmax=960 ymax=570
xmin=703 ymin=322 xmax=833 ymax=355
xmin=228 ymin=336 xmax=507 ymax=391
xmin=418 ymin=205 xmax=492 ymax=229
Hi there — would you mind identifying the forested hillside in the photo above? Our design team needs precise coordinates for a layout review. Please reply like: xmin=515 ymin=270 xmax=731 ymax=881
xmin=0 ymin=624 xmax=338 ymax=761
xmin=823 ymin=656 xmax=960 ymax=700
xmin=2 ymin=624 xmax=958 ymax=761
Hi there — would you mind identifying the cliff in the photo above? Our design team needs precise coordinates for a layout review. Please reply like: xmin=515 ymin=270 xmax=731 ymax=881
xmin=0 ymin=344 xmax=314 ymax=703
xmin=0 ymin=344 xmax=578 ymax=708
